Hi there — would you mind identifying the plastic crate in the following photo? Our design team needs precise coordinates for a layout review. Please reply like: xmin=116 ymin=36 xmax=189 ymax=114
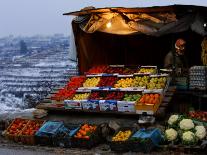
xmin=53 ymin=124 xmax=80 ymax=148
xmin=71 ymin=124 xmax=102 ymax=149
xmin=35 ymin=121 xmax=64 ymax=146
xmin=130 ymin=128 xmax=163 ymax=153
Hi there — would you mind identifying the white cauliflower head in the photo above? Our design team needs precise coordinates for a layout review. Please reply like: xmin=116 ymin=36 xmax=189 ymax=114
xmin=165 ymin=128 xmax=178 ymax=141
xmin=195 ymin=126 xmax=206 ymax=140
xmin=179 ymin=119 xmax=194 ymax=130
xmin=168 ymin=115 xmax=179 ymax=125
xmin=182 ymin=131 xmax=195 ymax=142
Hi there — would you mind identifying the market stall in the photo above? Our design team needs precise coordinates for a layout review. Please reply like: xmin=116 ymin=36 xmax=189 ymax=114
xmin=2 ymin=4 xmax=206 ymax=153
xmin=37 ymin=5 xmax=207 ymax=117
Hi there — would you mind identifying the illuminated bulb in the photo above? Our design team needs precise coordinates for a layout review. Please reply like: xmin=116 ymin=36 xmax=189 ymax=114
xmin=106 ymin=21 xmax=112 ymax=28
xmin=204 ymin=23 xmax=207 ymax=27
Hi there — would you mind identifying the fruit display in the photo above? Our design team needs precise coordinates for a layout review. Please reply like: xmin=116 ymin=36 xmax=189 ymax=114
xmin=123 ymin=93 xmax=141 ymax=102
xmin=97 ymin=76 xmax=118 ymax=87
xmin=66 ymin=76 xmax=86 ymax=89
xmin=189 ymin=111 xmax=207 ymax=122
xmin=114 ymin=78 xmax=134 ymax=88
xmin=132 ymin=76 xmax=149 ymax=87
xmin=106 ymin=67 xmax=125 ymax=74
xmin=6 ymin=118 xmax=29 ymax=136
xmin=21 ymin=120 xmax=44 ymax=136
xmin=51 ymin=89 xmax=76 ymax=101
xmin=51 ymin=76 xmax=85 ymax=101
xmin=87 ymin=65 xmax=108 ymax=74
xmin=82 ymin=77 xmax=101 ymax=87
xmin=89 ymin=91 xmax=105 ymax=100
xmin=138 ymin=68 xmax=157 ymax=74
xmin=123 ymin=68 xmax=136 ymax=74
xmin=147 ymin=77 xmax=167 ymax=89
xmin=105 ymin=91 xmax=125 ymax=100
xmin=112 ymin=130 xmax=132 ymax=141
xmin=72 ymin=93 xmax=90 ymax=100
xmin=74 ymin=124 xmax=97 ymax=139
xmin=139 ymin=94 xmax=160 ymax=105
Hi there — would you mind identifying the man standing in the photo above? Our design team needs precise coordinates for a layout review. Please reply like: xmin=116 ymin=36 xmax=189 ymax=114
xmin=164 ymin=38 xmax=188 ymax=75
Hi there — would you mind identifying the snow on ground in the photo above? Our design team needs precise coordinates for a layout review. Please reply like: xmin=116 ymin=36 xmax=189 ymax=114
xmin=35 ymin=61 xmax=70 ymax=67
xmin=0 ymin=94 xmax=35 ymax=120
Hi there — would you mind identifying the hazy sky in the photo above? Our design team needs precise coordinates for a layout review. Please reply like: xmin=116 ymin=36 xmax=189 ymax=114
xmin=0 ymin=0 xmax=206 ymax=37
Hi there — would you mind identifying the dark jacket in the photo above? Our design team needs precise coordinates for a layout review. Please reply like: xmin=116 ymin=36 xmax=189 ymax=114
xmin=164 ymin=50 xmax=188 ymax=69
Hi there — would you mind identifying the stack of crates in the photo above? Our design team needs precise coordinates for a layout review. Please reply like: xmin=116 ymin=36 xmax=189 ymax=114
xmin=189 ymin=66 xmax=207 ymax=90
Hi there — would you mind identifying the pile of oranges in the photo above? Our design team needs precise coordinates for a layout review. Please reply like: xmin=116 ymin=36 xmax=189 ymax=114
xmin=7 ymin=118 xmax=28 ymax=135
xmin=21 ymin=120 xmax=43 ymax=136
xmin=74 ymin=124 xmax=97 ymax=140
xmin=139 ymin=93 xmax=160 ymax=105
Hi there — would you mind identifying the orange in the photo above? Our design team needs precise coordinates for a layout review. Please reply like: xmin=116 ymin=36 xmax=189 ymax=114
xmin=154 ymin=94 xmax=160 ymax=98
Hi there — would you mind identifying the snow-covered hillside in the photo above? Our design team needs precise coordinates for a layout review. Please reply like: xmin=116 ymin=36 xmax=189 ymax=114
xmin=0 ymin=35 xmax=77 ymax=119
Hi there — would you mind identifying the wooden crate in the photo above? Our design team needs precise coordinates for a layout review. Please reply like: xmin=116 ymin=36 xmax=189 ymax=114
xmin=19 ymin=119 xmax=45 ymax=145
xmin=5 ymin=118 xmax=29 ymax=142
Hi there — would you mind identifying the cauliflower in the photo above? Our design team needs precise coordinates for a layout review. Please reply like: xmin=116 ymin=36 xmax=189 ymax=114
xmin=179 ymin=119 xmax=194 ymax=130
xmin=168 ymin=115 xmax=179 ymax=125
xmin=165 ymin=128 xmax=178 ymax=141
xmin=195 ymin=126 xmax=206 ymax=140
xmin=182 ymin=131 xmax=196 ymax=144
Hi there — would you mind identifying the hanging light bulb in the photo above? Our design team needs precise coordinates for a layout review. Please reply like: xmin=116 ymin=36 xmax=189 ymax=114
xmin=106 ymin=20 xmax=112 ymax=28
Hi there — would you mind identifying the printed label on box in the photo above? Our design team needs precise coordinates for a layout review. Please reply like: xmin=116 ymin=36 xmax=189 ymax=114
xmin=117 ymin=101 xmax=136 ymax=113
xmin=82 ymin=100 xmax=100 ymax=111
xmin=64 ymin=100 xmax=82 ymax=109
xmin=99 ymin=100 xmax=117 ymax=111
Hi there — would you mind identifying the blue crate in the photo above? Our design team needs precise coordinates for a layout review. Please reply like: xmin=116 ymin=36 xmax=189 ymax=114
xmin=130 ymin=128 xmax=163 ymax=153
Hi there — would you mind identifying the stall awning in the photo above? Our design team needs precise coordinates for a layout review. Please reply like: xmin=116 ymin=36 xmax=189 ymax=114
xmin=64 ymin=5 xmax=207 ymax=74
xmin=64 ymin=5 xmax=207 ymax=36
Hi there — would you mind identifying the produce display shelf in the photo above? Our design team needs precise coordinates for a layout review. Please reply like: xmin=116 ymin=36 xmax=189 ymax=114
xmin=36 ymin=103 xmax=139 ymax=116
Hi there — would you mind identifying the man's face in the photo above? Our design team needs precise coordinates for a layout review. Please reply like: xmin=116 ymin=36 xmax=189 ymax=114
xmin=176 ymin=44 xmax=186 ymax=55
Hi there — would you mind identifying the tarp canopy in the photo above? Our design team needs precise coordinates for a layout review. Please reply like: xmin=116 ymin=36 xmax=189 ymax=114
xmin=64 ymin=5 xmax=207 ymax=74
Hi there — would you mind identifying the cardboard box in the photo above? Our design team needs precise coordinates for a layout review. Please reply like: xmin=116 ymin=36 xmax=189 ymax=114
xmin=82 ymin=100 xmax=100 ymax=111
xmin=117 ymin=101 xmax=136 ymax=113
xmin=99 ymin=100 xmax=117 ymax=111
xmin=64 ymin=100 xmax=82 ymax=110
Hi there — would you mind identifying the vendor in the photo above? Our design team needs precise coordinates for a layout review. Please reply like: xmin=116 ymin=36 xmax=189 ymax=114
xmin=164 ymin=38 xmax=188 ymax=76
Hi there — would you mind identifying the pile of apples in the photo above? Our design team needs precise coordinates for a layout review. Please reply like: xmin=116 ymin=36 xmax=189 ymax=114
xmin=21 ymin=120 xmax=43 ymax=136
xmin=139 ymin=94 xmax=160 ymax=105
xmin=133 ymin=76 xmax=149 ymax=87
xmin=7 ymin=118 xmax=29 ymax=135
xmin=138 ymin=68 xmax=157 ymax=74
xmin=106 ymin=67 xmax=125 ymax=74
xmin=114 ymin=78 xmax=134 ymax=88
xmin=147 ymin=77 xmax=166 ymax=89
xmin=87 ymin=65 xmax=108 ymax=74
xmin=82 ymin=77 xmax=101 ymax=87
xmin=105 ymin=91 xmax=125 ymax=100
xmin=189 ymin=111 xmax=207 ymax=122
xmin=89 ymin=92 xmax=104 ymax=100
xmin=97 ymin=77 xmax=118 ymax=87
xmin=123 ymin=94 xmax=141 ymax=102
xmin=123 ymin=68 xmax=136 ymax=74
